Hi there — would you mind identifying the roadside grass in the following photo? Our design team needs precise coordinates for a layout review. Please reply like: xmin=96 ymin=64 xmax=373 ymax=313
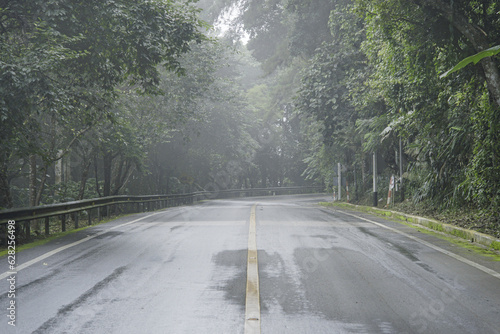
xmin=320 ymin=201 xmax=500 ymax=261
xmin=391 ymin=199 xmax=500 ymax=239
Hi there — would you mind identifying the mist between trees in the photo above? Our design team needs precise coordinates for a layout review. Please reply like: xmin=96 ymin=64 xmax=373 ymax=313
xmin=1 ymin=0 xmax=499 ymax=227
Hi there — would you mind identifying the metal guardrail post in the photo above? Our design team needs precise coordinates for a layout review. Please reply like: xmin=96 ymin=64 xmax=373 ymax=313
xmin=45 ymin=217 xmax=50 ymax=236
xmin=61 ymin=214 xmax=66 ymax=232
xmin=25 ymin=220 xmax=31 ymax=241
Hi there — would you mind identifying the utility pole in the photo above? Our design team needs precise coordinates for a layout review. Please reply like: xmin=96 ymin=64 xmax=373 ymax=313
xmin=373 ymin=151 xmax=378 ymax=207
xmin=338 ymin=162 xmax=342 ymax=201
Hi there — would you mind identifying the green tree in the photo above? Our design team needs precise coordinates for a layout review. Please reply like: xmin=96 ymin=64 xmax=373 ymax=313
xmin=353 ymin=0 xmax=500 ymax=210
xmin=0 ymin=0 xmax=206 ymax=207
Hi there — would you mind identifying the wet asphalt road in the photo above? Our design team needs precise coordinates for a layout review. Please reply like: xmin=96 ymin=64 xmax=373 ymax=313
xmin=1 ymin=194 xmax=500 ymax=333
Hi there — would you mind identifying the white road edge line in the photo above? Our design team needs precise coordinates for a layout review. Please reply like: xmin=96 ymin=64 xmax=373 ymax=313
xmin=0 ymin=211 xmax=165 ymax=280
xmin=338 ymin=209 xmax=500 ymax=280
xmin=244 ymin=204 xmax=261 ymax=334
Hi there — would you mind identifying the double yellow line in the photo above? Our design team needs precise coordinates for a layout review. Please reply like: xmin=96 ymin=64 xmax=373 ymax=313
xmin=245 ymin=204 xmax=261 ymax=334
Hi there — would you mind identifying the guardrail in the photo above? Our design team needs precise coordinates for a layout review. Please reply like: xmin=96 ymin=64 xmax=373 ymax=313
xmin=0 ymin=186 xmax=323 ymax=246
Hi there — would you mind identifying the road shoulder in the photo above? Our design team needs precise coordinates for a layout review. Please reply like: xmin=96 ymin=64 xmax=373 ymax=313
xmin=319 ymin=201 xmax=500 ymax=274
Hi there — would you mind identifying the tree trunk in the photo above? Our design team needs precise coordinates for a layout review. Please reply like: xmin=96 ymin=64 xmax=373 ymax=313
xmin=55 ymin=156 xmax=62 ymax=185
xmin=29 ymin=155 xmax=37 ymax=207
xmin=65 ymin=154 xmax=71 ymax=183
xmin=112 ymin=158 xmax=132 ymax=196
xmin=361 ymin=153 xmax=366 ymax=192
xmin=112 ymin=158 xmax=124 ymax=195
xmin=0 ymin=162 xmax=13 ymax=209
xmin=114 ymin=163 xmax=134 ymax=195
xmin=34 ymin=164 xmax=48 ymax=206
xmin=78 ymin=159 xmax=92 ymax=200
xmin=103 ymin=152 xmax=113 ymax=197
xmin=417 ymin=0 xmax=500 ymax=107
xmin=94 ymin=155 xmax=102 ymax=197
xmin=33 ymin=163 xmax=48 ymax=235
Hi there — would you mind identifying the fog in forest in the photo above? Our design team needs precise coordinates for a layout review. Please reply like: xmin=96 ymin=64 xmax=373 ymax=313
xmin=2 ymin=0 xmax=500 ymax=234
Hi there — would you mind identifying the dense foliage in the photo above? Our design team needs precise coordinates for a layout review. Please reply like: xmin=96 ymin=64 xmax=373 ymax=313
xmin=0 ymin=0 xmax=205 ymax=207
xmin=211 ymin=0 xmax=500 ymax=217
xmin=2 ymin=0 xmax=500 ymax=231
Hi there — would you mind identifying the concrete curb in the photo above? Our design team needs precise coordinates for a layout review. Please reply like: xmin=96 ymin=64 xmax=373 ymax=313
xmin=336 ymin=203 xmax=500 ymax=251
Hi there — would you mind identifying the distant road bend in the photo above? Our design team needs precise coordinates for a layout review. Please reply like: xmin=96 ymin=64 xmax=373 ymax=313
xmin=1 ymin=194 xmax=499 ymax=333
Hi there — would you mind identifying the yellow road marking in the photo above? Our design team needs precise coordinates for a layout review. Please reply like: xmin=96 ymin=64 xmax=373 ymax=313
xmin=245 ymin=204 xmax=261 ymax=334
